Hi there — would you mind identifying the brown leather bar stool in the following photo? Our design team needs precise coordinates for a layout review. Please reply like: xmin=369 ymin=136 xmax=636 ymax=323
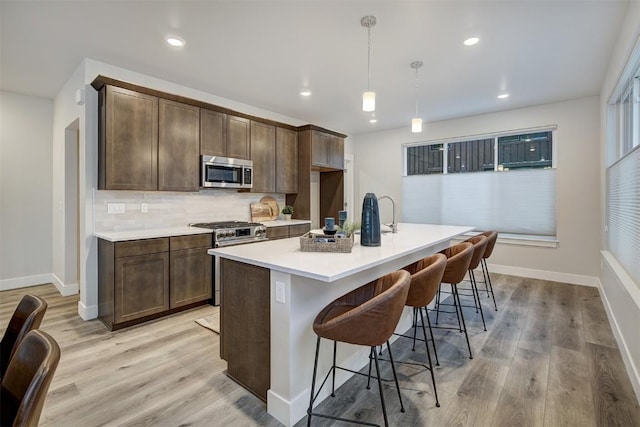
xmin=0 ymin=294 xmax=47 ymax=378
xmin=434 ymin=242 xmax=475 ymax=359
xmin=400 ymin=253 xmax=447 ymax=407
xmin=0 ymin=330 xmax=61 ymax=427
xmin=479 ymin=231 xmax=499 ymax=310
xmin=307 ymin=270 xmax=411 ymax=427
xmin=462 ymin=235 xmax=489 ymax=331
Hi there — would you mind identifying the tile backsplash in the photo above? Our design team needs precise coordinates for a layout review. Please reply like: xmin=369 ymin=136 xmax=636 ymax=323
xmin=94 ymin=189 xmax=286 ymax=232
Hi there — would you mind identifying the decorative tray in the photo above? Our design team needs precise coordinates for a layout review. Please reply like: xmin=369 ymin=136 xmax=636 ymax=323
xmin=300 ymin=231 xmax=354 ymax=253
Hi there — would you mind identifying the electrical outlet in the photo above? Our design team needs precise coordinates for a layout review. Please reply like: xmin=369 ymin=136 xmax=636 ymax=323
xmin=275 ymin=281 xmax=286 ymax=304
xmin=107 ymin=203 xmax=125 ymax=214
xmin=141 ymin=203 xmax=148 ymax=213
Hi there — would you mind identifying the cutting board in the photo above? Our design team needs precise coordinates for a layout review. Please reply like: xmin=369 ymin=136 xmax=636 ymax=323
xmin=250 ymin=203 xmax=274 ymax=223
xmin=260 ymin=196 xmax=279 ymax=220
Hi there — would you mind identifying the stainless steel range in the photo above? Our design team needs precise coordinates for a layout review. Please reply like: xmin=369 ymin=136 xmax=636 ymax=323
xmin=190 ymin=220 xmax=268 ymax=306
xmin=190 ymin=220 xmax=268 ymax=247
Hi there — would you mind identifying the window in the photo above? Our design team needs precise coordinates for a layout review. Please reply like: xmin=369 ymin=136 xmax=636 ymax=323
xmin=606 ymin=56 xmax=640 ymax=289
xmin=402 ymin=128 xmax=556 ymax=239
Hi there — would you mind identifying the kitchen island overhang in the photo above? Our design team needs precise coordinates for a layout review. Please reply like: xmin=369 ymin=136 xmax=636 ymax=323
xmin=209 ymin=223 xmax=474 ymax=426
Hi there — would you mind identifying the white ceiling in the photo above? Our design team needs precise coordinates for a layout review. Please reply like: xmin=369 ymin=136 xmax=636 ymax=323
xmin=0 ymin=1 xmax=629 ymax=135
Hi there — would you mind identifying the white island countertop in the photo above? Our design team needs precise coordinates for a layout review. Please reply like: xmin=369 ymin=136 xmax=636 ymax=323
xmin=209 ymin=223 xmax=474 ymax=282
xmin=95 ymin=226 xmax=212 ymax=242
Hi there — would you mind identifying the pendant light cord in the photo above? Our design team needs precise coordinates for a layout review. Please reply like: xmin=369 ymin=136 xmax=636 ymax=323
xmin=415 ymin=65 xmax=419 ymax=117
xmin=367 ymin=26 xmax=372 ymax=91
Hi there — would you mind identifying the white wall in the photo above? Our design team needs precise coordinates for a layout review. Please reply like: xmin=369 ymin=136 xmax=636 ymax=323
xmin=0 ymin=91 xmax=53 ymax=290
xmin=598 ymin=0 xmax=640 ymax=402
xmin=352 ymin=96 xmax=601 ymax=285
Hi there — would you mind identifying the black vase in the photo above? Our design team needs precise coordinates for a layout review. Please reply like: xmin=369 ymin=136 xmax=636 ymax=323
xmin=360 ymin=193 xmax=381 ymax=247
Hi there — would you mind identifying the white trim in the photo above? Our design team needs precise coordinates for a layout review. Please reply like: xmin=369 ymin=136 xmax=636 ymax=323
xmin=51 ymin=274 xmax=79 ymax=296
xmin=486 ymin=263 xmax=599 ymax=287
xmin=77 ymin=300 xmax=98 ymax=320
xmin=0 ymin=274 xmax=53 ymax=292
xmin=453 ymin=233 xmax=558 ymax=248
xmin=599 ymin=251 xmax=640 ymax=401
xmin=402 ymin=124 xmax=558 ymax=148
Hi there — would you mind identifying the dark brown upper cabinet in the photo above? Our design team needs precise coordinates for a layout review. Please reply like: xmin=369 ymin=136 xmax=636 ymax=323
xmin=250 ymin=121 xmax=276 ymax=193
xmin=99 ymin=84 xmax=199 ymax=192
xmin=310 ymin=130 xmax=344 ymax=170
xmin=227 ymin=115 xmax=251 ymax=159
xmin=276 ymin=127 xmax=298 ymax=194
xmin=200 ymin=110 xmax=250 ymax=160
xmin=99 ymin=85 xmax=159 ymax=190
xmin=200 ymin=109 xmax=227 ymax=157
xmin=159 ymin=99 xmax=200 ymax=192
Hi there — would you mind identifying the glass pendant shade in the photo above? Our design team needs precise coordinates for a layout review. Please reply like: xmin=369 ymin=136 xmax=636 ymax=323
xmin=412 ymin=117 xmax=423 ymax=133
xmin=363 ymin=91 xmax=376 ymax=112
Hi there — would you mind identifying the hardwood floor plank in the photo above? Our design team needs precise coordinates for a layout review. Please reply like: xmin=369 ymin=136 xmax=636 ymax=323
xmin=587 ymin=342 xmax=640 ymax=426
xmin=549 ymin=282 xmax=585 ymax=352
xmin=517 ymin=281 xmax=553 ymax=354
xmin=440 ymin=357 xmax=510 ymax=427
xmin=479 ymin=277 xmax=533 ymax=361
xmin=490 ymin=347 xmax=549 ymax=427
xmin=543 ymin=345 xmax=595 ymax=427
xmin=580 ymin=286 xmax=618 ymax=348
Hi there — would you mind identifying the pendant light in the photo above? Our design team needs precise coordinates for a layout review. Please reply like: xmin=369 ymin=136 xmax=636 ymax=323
xmin=410 ymin=61 xmax=423 ymax=133
xmin=361 ymin=16 xmax=376 ymax=112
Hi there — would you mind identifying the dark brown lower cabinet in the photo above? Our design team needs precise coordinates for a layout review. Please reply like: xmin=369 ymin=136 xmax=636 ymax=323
xmin=99 ymin=234 xmax=212 ymax=331
xmin=220 ymin=258 xmax=270 ymax=401
xmin=115 ymin=251 xmax=169 ymax=324
xmin=265 ymin=223 xmax=311 ymax=240
xmin=170 ymin=235 xmax=213 ymax=308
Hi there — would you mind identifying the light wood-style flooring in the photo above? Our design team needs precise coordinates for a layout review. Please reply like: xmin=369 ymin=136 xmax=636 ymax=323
xmin=1 ymin=274 xmax=638 ymax=426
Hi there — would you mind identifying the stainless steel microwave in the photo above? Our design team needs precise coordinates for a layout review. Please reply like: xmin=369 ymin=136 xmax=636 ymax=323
xmin=201 ymin=155 xmax=253 ymax=189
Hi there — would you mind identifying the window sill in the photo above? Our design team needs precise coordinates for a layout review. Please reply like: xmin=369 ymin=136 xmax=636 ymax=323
xmin=454 ymin=232 xmax=558 ymax=248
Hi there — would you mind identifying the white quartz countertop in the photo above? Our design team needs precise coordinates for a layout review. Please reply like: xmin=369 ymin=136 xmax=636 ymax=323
xmin=209 ymin=223 xmax=474 ymax=282
xmin=95 ymin=226 xmax=212 ymax=242
xmin=261 ymin=219 xmax=312 ymax=228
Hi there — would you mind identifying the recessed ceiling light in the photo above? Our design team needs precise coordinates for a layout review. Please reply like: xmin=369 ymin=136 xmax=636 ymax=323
xmin=166 ymin=36 xmax=185 ymax=47
xmin=497 ymin=93 xmax=509 ymax=99
xmin=300 ymin=89 xmax=312 ymax=97
xmin=463 ymin=37 xmax=479 ymax=46
xmin=369 ymin=118 xmax=377 ymax=123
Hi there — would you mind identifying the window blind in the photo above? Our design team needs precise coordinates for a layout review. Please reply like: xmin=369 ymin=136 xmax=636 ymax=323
xmin=402 ymin=169 xmax=556 ymax=236
xmin=607 ymin=146 xmax=640 ymax=288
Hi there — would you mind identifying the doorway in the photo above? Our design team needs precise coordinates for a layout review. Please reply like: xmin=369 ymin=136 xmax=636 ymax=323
xmin=64 ymin=120 xmax=80 ymax=293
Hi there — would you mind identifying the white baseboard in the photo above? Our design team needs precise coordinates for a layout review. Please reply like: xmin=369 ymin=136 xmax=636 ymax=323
xmin=0 ymin=273 xmax=55 ymax=292
xmin=78 ymin=300 xmax=98 ymax=320
xmin=486 ymin=263 xmax=599 ymax=287
xmin=599 ymin=251 xmax=640 ymax=402
xmin=51 ymin=274 xmax=79 ymax=296
xmin=0 ymin=273 xmax=80 ymax=297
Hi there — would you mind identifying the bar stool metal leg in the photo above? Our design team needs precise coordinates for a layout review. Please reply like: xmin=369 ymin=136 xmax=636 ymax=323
xmin=481 ymin=258 xmax=498 ymax=311
xmin=307 ymin=336 xmax=321 ymax=427
xmin=418 ymin=307 xmax=440 ymax=407
xmin=385 ymin=340 xmax=405 ymax=413
xmin=423 ymin=307 xmax=440 ymax=366
xmin=372 ymin=348 xmax=390 ymax=427
xmin=452 ymin=284 xmax=473 ymax=359
xmin=469 ymin=269 xmax=487 ymax=331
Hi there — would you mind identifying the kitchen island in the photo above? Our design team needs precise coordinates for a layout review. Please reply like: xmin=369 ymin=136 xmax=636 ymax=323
xmin=208 ymin=223 xmax=473 ymax=426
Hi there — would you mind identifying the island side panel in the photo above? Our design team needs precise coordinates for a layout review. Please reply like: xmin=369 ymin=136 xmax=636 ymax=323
xmin=220 ymin=258 xmax=271 ymax=401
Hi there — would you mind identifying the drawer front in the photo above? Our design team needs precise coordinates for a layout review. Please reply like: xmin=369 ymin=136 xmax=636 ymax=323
xmin=266 ymin=226 xmax=290 ymax=240
xmin=115 ymin=238 xmax=169 ymax=258
xmin=170 ymin=234 xmax=212 ymax=251
xmin=289 ymin=224 xmax=311 ymax=237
